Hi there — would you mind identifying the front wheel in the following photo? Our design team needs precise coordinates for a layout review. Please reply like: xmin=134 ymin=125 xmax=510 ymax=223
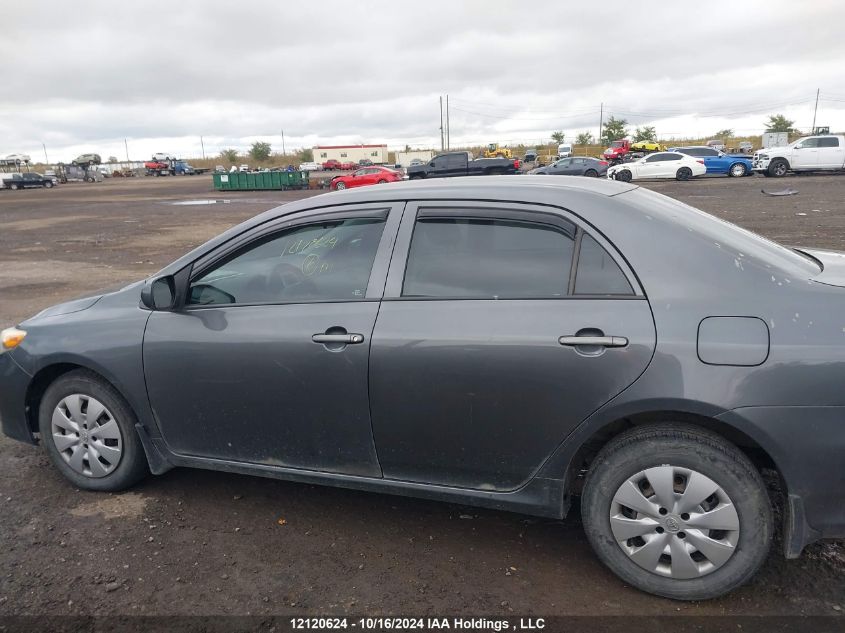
xmin=584 ymin=169 xmax=598 ymax=178
xmin=581 ymin=424 xmax=772 ymax=600
xmin=614 ymin=169 xmax=632 ymax=183
xmin=44 ymin=181 xmax=53 ymax=188
xmin=39 ymin=370 xmax=149 ymax=491
xmin=768 ymin=159 xmax=789 ymax=177
xmin=10 ymin=183 xmax=19 ymax=190
xmin=728 ymin=163 xmax=747 ymax=178
xmin=676 ymin=167 xmax=693 ymax=181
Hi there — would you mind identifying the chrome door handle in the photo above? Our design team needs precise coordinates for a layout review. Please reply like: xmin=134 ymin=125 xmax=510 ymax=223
xmin=312 ymin=333 xmax=365 ymax=344
xmin=558 ymin=335 xmax=628 ymax=347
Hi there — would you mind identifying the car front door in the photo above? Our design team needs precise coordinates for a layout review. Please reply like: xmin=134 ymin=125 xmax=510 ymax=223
xmin=368 ymin=202 xmax=656 ymax=491
xmin=143 ymin=204 xmax=402 ymax=476
xmin=550 ymin=158 xmax=571 ymax=174
xmin=791 ymin=138 xmax=819 ymax=168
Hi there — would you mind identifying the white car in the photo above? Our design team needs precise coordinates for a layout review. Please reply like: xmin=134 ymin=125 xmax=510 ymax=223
xmin=2 ymin=153 xmax=31 ymax=165
xmin=152 ymin=152 xmax=175 ymax=161
xmin=239 ymin=164 xmax=250 ymax=172
xmin=298 ymin=162 xmax=321 ymax=171
xmin=607 ymin=152 xmax=706 ymax=182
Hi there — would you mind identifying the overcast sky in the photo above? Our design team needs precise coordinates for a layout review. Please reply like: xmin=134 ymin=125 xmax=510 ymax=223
xmin=2 ymin=1 xmax=845 ymax=162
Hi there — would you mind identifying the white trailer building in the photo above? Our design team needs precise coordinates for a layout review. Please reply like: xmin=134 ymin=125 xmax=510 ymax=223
xmin=313 ymin=144 xmax=388 ymax=164
xmin=395 ymin=150 xmax=435 ymax=167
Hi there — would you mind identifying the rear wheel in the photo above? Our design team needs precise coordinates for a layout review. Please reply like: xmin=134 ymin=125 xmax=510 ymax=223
xmin=39 ymin=370 xmax=149 ymax=491
xmin=377 ymin=179 xmax=387 ymax=184
xmin=729 ymin=163 xmax=747 ymax=178
xmin=581 ymin=424 xmax=772 ymax=600
xmin=334 ymin=181 xmax=346 ymax=190
xmin=584 ymin=169 xmax=598 ymax=178
xmin=10 ymin=183 xmax=18 ymax=190
xmin=44 ymin=181 xmax=53 ymax=188
xmin=676 ymin=167 xmax=693 ymax=181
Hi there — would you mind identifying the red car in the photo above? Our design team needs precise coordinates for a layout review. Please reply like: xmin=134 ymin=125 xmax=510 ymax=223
xmin=339 ymin=161 xmax=358 ymax=171
xmin=321 ymin=159 xmax=341 ymax=170
xmin=331 ymin=166 xmax=403 ymax=190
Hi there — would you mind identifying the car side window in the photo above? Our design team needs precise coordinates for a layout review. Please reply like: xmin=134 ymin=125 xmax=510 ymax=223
xmin=797 ymin=138 xmax=820 ymax=148
xmin=700 ymin=148 xmax=719 ymax=156
xmin=645 ymin=154 xmax=664 ymax=162
xmin=662 ymin=154 xmax=682 ymax=161
xmin=189 ymin=218 xmax=386 ymax=306
xmin=574 ymin=234 xmax=634 ymax=295
xmin=403 ymin=217 xmax=575 ymax=299
xmin=818 ymin=137 xmax=839 ymax=147
xmin=447 ymin=154 xmax=466 ymax=168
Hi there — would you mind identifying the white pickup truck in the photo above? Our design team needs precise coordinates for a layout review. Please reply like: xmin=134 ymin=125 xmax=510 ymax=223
xmin=752 ymin=134 xmax=845 ymax=177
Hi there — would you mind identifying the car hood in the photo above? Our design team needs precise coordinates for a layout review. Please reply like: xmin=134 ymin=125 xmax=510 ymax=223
xmin=23 ymin=280 xmax=144 ymax=324
xmin=756 ymin=145 xmax=791 ymax=155
xmin=797 ymin=248 xmax=845 ymax=288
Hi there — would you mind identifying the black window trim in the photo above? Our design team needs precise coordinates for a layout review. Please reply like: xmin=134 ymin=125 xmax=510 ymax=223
xmin=183 ymin=206 xmax=393 ymax=310
xmin=389 ymin=204 xmax=641 ymax=302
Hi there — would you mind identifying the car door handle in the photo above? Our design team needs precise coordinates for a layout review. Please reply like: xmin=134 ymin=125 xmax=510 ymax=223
xmin=312 ymin=333 xmax=365 ymax=344
xmin=558 ymin=335 xmax=628 ymax=347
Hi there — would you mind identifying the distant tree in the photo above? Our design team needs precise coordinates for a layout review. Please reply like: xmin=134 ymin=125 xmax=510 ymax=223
xmin=575 ymin=131 xmax=594 ymax=145
xmin=601 ymin=116 xmax=628 ymax=145
xmin=220 ymin=148 xmax=239 ymax=163
xmin=765 ymin=114 xmax=796 ymax=133
xmin=632 ymin=126 xmax=657 ymax=142
xmin=714 ymin=128 xmax=734 ymax=139
xmin=298 ymin=148 xmax=314 ymax=162
xmin=551 ymin=131 xmax=566 ymax=144
xmin=249 ymin=142 xmax=272 ymax=162
xmin=108 ymin=156 xmax=118 ymax=163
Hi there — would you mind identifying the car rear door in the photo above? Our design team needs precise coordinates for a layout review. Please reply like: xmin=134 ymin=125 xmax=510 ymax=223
xmin=368 ymin=201 xmax=656 ymax=491
xmin=817 ymin=136 xmax=844 ymax=168
xmin=143 ymin=203 xmax=403 ymax=476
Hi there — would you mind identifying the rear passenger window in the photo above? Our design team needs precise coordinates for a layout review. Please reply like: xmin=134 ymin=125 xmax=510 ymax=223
xmin=574 ymin=234 xmax=633 ymax=295
xmin=403 ymin=218 xmax=574 ymax=299
xmin=818 ymin=137 xmax=839 ymax=147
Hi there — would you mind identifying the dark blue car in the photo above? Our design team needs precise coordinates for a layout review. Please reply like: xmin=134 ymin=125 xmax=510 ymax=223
xmin=668 ymin=146 xmax=753 ymax=177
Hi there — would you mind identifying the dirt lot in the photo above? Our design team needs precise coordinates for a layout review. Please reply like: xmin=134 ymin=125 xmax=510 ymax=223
xmin=1 ymin=175 xmax=844 ymax=618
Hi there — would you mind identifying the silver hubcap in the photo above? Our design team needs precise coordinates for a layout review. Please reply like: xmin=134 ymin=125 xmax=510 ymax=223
xmin=51 ymin=394 xmax=122 ymax=478
xmin=610 ymin=465 xmax=740 ymax=579
xmin=731 ymin=164 xmax=744 ymax=176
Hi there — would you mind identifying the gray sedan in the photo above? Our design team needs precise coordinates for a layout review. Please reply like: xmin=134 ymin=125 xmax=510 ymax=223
xmin=529 ymin=156 xmax=608 ymax=177
xmin=2 ymin=176 xmax=843 ymax=601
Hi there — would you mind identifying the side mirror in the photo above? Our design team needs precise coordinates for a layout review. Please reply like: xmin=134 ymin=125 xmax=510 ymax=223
xmin=429 ymin=162 xmax=435 ymax=167
xmin=141 ymin=275 xmax=176 ymax=310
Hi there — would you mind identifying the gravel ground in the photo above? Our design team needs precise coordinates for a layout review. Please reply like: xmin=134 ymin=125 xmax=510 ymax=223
xmin=0 ymin=174 xmax=843 ymax=618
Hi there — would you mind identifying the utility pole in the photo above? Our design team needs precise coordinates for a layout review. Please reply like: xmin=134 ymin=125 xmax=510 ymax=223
xmin=446 ymin=94 xmax=450 ymax=150
xmin=281 ymin=129 xmax=286 ymax=157
xmin=42 ymin=143 xmax=48 ymax=165
xmin=439 ymin=96 xmax=444 ymax=151
xmin=200 ymin=136 xmax=206 ymax=160
xmin=124 ymin=138 xmax=129 ymax=161
xmin=811 ymin=88 xmax=820 ymax=133
xmin=598 ymin=102 xmax=604 ymax=145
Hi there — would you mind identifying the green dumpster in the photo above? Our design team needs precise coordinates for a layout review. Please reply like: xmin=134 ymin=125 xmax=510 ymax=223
xmin=213 ymin=171 xmax=309 ymax=191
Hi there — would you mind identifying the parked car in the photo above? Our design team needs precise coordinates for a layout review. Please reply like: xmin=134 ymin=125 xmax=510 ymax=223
xmin=607 ymin=152 xmax=706 ymax=181
xmin=557 ymin=143 xmax=573 ymax=158
xmin=357 ymin=159 xmax=374 ymax=167
xmin=1 ymin=172 xmax=55 ymax=189
xmin=524 ymin=148 xmax=539 ymax=162
xmin=408 ymin=158 xmax=425 ymax=167
xmin=407 ymin=152 xmax=520 ymax=179
xmin=705 ymin=140 xmax=726 ymax=152
xmin=72 ymin=154 xmax=102 ymax=166
xmin=529 ymin=157 xmax=609 ymax=177
xmin=239 ymin=164 xmax=250 ymax=173
xmin=322 ymin=159 xmax=342 ymax=170
xmin=330 ymin=166 xmax=403 ymax=190
xmin=299 ymin=162 xmax=321 ymax=172
xmin=2 ymin=153 xmax=31 ymax=165
xmin=752 ymin=134 xmax=845 ymax=177
xmin=669 ymin=146 xmax=753 ymax=177
xmin=339 ymin=161 xmax=358 ymax=171
xmin=630 ymin=140 xmax=664 ymax=153
xmin=152 ymin=153 xmax=175 ymax=161
xmin=3 ymin=177 xmax=844 ymax=601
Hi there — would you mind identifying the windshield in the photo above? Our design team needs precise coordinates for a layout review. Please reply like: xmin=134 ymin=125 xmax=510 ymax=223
xmin=611 ymin=141 xmax=625 ymax=148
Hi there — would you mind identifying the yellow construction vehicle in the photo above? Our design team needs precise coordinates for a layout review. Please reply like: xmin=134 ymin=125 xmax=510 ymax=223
xmin=483 ymin=143 xmax=513 ymax=159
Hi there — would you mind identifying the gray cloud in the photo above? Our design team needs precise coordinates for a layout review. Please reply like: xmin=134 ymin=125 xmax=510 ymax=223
xmin=2 ymin=0 xmax=844 ymax=161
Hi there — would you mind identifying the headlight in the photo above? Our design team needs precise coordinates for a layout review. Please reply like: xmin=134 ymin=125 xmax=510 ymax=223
xmin=1 ymin=327 xmax=27 ymax=351
xmin=757 ymin=153 xmax=768 ymax=159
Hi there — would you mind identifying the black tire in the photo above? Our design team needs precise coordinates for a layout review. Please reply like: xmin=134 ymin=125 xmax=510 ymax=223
xmin=581 ymin=424 xmax=772 ymax=600
xmin=615 ymin=169 xmax=632 ymax=183
xmin=377 ymin=179 xmax=387 ymax=184
xmin=10 ymin=183 xmax=19 ymax=190
xmin=768 ymin=159 xmax=789 ymax=178
xmin=38 ymin=370 xmax=149 ymax=492
xmin=334 ymin=181 xmax=346 ymax=190
xmin=584 ymin=169 xmax=598 ymax=178
xmin=728 ymin=163 xmax=747 ymax=178
xmin=676 ymin=167 xmax=693 ymax=181
xmin=44 ymin=181 xmax=53 ymax=188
